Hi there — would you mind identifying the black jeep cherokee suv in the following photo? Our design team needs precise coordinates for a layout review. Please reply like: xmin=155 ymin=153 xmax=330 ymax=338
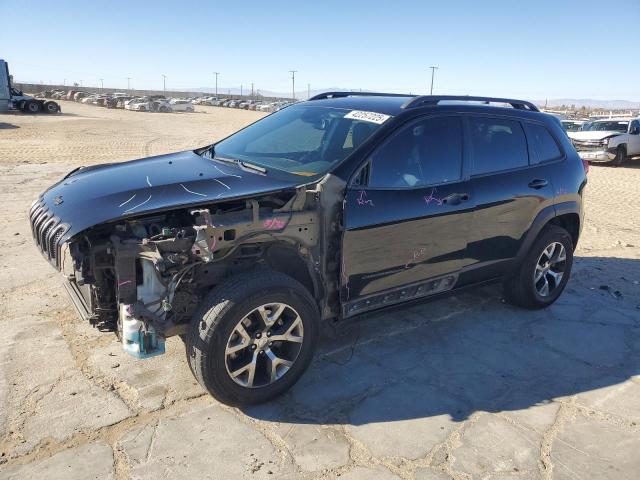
xmin=30 ymin=93 xmax=587 ymax=405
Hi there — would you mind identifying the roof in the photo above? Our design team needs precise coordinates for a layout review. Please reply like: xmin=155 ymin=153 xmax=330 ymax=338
xmin=304 ymin=92 xmax=542 ymax=117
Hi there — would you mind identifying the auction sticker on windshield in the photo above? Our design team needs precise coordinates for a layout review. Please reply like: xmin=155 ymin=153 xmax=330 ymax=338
xmin=344 ymin=110 xmax=391 ymax=125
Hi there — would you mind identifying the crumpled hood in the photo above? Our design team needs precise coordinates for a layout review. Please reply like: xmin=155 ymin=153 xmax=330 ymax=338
xmin=568 ymin=130 xmax=622 ymax=141
xmin=37 ymin=150 xmax=301 ymax=238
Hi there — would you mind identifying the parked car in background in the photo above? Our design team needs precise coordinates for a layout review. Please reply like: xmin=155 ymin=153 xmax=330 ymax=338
xmin=169 ymin=99 xmax=195 ymax=112
xmin=569 ymin=118 xmax=640 ymax=165
xmin=125 ymin=98 xmax=151 ymax=111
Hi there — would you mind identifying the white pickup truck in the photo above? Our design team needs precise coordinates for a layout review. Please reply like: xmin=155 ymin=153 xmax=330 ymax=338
xmin=568 ymin=118 xmax=640 ymax=165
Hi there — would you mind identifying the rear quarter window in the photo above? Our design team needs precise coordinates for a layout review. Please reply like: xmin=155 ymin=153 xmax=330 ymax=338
xmin=468 ymin=117 xmax=529 ymax=175
xmin=525 ymin=123 xmax=563 ymax=164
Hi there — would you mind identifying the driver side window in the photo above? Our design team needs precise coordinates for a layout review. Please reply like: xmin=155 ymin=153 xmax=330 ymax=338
xmin=368 ymin=116 xmax=463 ymax=188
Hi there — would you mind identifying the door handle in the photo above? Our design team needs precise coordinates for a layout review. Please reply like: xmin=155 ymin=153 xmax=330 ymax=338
xmin=528 ymin=179 xmax=548 ymax=189
xmin=442 ymin=193 xmax=470 ymax=205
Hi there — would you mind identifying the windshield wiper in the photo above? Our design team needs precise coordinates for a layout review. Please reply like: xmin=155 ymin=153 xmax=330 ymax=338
xmin=240 ymin=161 xmax=267 ymax=174
xmin=212 ymin=154 xmax=268 ymax=174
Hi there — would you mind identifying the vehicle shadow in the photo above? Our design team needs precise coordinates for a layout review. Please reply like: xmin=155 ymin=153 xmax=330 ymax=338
xmin=0 ymin=122 xmax=20 ymax=129
xmin=243 ymin=255 xmax=640 ymax=426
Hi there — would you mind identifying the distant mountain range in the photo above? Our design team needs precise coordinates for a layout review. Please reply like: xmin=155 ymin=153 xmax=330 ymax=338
xmin=538 ymin=99 xmax=640 ymax=109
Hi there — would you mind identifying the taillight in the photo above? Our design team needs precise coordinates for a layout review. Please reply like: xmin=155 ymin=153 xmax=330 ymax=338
xmin=582 ymin=159 xmax=590 ymax=174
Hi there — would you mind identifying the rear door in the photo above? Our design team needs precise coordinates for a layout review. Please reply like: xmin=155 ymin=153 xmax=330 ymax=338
xmin=340 ymin=115 xmax=474 ymax=316
xmin=462 ymin=115 xmax=558 ymax=282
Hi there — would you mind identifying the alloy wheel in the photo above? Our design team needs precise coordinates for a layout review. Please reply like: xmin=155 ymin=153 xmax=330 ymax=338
xmin=534 ymin=242 xmax=566 ymax=297
xmin=225 ymin=303 xmax=304 ymax=388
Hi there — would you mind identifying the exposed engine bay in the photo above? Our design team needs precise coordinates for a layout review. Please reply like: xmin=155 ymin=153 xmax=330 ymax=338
xmin=56 ymin=182 xmax=342 ymax=358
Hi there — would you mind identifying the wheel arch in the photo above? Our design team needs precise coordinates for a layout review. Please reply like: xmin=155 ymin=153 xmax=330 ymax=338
xmin=262 ymin=243 xmax=322 ymax=302
xmin=515 ymin=202 xmax=581 ymax=265
xmin=548 ymin=212 xmax=580 ymax=248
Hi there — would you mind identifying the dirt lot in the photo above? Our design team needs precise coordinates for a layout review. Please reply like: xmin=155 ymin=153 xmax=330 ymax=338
xmin=1 ymin=101 xmax=639 ymax=480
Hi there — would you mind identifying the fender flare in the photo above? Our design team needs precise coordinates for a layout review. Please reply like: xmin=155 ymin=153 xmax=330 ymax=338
xmin=514 ymin=201 xmax=581 ymax=265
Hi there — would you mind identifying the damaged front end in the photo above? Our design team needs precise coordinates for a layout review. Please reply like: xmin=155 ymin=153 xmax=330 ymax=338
xmin=30 ymin=181 xmax=339 ymax=359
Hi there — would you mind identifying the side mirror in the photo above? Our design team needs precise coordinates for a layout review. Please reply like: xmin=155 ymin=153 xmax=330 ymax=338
xmin=630 ymin=126 xmax=640 ymax=135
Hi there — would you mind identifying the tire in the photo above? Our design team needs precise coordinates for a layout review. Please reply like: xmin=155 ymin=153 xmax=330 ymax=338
xmin=159 ymin=106 xmax=169 ymax=113
xmin=611 ymin=145 xmax=627 ymax=166
xmin=186 ymin=270 xmax=319 ymax=405
xmin=186 ymin=107 xmax=194 ymax=112
xmin=26 ymin=100 xmax=40 ymax=113
xmin=44 ymin=101 xmax=59 ymax=113
xmin=503 ymin=224 xmax=573 ymax=309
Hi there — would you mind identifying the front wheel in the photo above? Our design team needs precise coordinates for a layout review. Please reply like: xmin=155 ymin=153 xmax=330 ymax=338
xmin=503 ymin=225 xmax=573 ymax=309
xmin=186 ymin=271 xmax=319 ymax=405
xmin=611 ymin=145 xmax=627 ymax=166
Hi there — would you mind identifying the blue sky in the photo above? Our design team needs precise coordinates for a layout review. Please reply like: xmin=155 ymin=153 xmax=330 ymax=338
xmin=2 ymin=0 xmax=639 ymax=100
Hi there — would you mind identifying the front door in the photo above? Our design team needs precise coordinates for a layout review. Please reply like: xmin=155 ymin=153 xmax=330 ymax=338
xmin=341 ymin=115 xmax=474 ymax=317
xmin=628 ymin=120 xmax=640 ymax=156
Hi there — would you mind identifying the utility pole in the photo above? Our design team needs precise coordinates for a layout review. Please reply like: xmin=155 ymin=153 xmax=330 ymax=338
xmin=80 ymin=79 xmax=83 ymax=87
xmin=161 ymin=74 xmax=167 ymax=93
xmin=99 ymin=78 xmax=104 ymax=91
xmin=240 ymin=84 xmax=243 ymax=97
xmin=126 ymin=77 xmax=131 ymax=92
xmin=213 ymin=72 xmax=220 ymax=98
xmin=307 ymin=83 xmax=310 ymax=99
xmin=251 ymin=82 xmax=254 ymax=98
xmin=289 ymin=70 xmax=297 ymax=101
xmin=63 ymin=78 xmax=66 ymax=86
xmin=429 ymin=66 xmax=438 ymax=95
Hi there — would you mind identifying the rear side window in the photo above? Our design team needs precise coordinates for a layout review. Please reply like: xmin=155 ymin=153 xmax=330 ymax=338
xmin=368 ymin=116 xmax=463 ymax=188
xmin=525 ymin=123 xmax=562 ymax=163
xmin=468 ymin=117 xmax=528 ymax=175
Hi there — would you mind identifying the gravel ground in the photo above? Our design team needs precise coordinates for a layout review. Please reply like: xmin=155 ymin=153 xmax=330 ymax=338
xmin=1 ymin=101 xmax=639 ymax=480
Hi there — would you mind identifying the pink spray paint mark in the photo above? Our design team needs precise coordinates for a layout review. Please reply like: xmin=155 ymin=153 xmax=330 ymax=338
xmin=356 ymin=190 xmax=374 ymax=207
xmin=118 ymin=280 xmax=132 ymax=288
xmin=263 ymin=218 xmax=286 ymax=230
xmin=424 ymin=188 xmax=444 ymax=206
xmin=404 ymin=247 xmax=426 ymax=269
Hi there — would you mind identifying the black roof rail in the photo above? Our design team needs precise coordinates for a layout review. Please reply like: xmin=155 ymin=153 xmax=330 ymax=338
xmin=402 ymin=95 xmax=540 ymax=112
xmin=308 ymin=91 xmax=414 ymax=101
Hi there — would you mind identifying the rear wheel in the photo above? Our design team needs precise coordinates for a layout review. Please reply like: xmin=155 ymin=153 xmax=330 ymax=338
xmin=503 ymin=225 xmax=573 ymax=309
xmin=611 ymin=145 xmax=627 ymax=166
xmin=44 ymin=101 xmax=59 ymax=113
xmin=186 ymin=271 xmax=319 ymax=405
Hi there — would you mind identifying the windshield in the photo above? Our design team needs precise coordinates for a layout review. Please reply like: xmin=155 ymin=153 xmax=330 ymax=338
xmin=213 ymin=104 xmax=388 ymax=176
xmin=585 ymin=121 xmax=629 ymax=132
xmin=561 ymin=121 xmax=584 ymax=132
